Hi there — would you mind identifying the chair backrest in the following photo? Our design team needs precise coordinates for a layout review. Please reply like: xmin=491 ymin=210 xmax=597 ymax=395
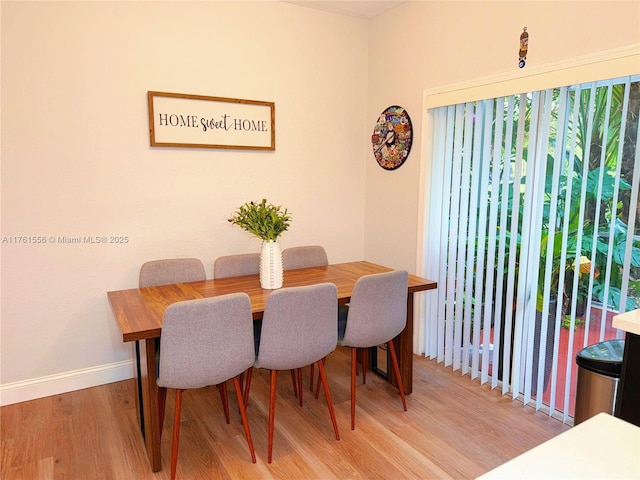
xmin=157 ymin=294 xmax=255 ymax=390
xmin=282 ymin=246 xmax=328 ymax=270
xmin=340 ymin=270 xmax=409 ymax=348
xmin=255 ymin=283 xmax=337 ymax=371
xmin=213 ymin=253 xmax=260 ymax=279
xmin=139 ymin=258 xmax=206 ymax=287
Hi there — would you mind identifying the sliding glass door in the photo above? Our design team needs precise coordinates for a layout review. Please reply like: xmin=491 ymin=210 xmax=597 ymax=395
xmin=422 ymin=75 xmax=640 ymax=421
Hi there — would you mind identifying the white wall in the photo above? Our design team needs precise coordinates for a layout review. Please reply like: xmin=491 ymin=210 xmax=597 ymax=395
xmin=2 ymin=0 xmax=639 ymax=405
xmin=365 ymin=1 xmax=640 ymax=272
xmin=0 ymin=1 xmax=368 ymax=403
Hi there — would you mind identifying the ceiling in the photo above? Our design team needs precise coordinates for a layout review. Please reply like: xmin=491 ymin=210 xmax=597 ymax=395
xmin=282 ymin=1 xmax=406 ymax=19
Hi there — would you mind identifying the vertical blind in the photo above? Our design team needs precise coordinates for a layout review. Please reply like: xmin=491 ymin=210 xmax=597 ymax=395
xmin=421 ymin=75 xmax=640 ymax=422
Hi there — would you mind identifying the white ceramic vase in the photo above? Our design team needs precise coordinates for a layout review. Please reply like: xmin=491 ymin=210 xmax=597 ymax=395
xmin=260 ymin=239 xmax=283 ymax=289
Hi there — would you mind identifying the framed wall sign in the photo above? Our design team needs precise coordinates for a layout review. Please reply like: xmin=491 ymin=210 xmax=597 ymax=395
xmin=147 ymin=91 xmax=275 ymax=150
xmin=371 ymin=105 xmax=413 ymax=170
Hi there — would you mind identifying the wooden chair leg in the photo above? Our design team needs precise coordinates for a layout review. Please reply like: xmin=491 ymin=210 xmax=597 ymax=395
xmin=350 ymin=347 xmax=358 ymax=430
xmin=267 ymin=370 xmax=278 ymax=464
xmin=218 ymin=382 xmax=230 ymax=424
xmin=314 ymin=357 xmax=326 ymax=399
xmin=297 ymin=368 xmax=303 ymax=406
xmin=317 ymin=360 xmax=340 ymax=440
xmin=243 ymin=367 xmax=253 ymax=408
xmin=158 ymin=386 xmax=167 ymax=438
xmin=232 ymin=375 xmax=256 ymax=463
xmin=238 ymin=371 xmax=245 ymax=392
xmin=290 ymin=369 xmax=298 ymax=398
xmin=170 ymin=389 xmax=184 ymax=480
xmin=309 ymin=363 xmax=315 ymax=392
xmin=387 ymin=341 xmax=407 ymax=411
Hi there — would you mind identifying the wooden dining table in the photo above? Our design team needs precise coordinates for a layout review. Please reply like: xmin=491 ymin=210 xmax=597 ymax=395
xmin=107 ymin=261 xmax=436 ymax=472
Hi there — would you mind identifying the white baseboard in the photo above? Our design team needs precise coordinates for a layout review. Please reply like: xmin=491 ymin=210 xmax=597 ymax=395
xmin=0 ymin=360 xmax=135 ymax=406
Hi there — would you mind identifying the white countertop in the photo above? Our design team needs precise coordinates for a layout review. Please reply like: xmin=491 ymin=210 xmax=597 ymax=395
xmin=476 ymin=413 xmax=640 ymax=479
xmin=613 ymin=308 xmax=640 ymax=335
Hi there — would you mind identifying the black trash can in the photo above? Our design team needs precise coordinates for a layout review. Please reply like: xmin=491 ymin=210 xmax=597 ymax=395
xmin=574 ymin=339 xmax=624 ymax=425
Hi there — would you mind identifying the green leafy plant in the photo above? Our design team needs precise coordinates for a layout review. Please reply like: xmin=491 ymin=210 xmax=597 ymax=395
xmin=541 ymin=85 xmax=639 ymax=313
xmin=506 ymin=85 xmax=640 ymax=320
xmin=228 ymin=199 xmax=291 ymax=242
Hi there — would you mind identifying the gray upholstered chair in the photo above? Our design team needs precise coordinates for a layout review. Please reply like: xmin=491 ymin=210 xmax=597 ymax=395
xmin=281 ymin=245 xmax=329 ymax=391
xmin=137 ymin=258 xmax=209 ymax=435
xmin=157 ymin=294 xmax=257 ymax=480
xmin=213 ymin=253 xmax=260 ymax=279
xmin=245 ymin=283 xmax=340 ymax=463
xmin=282 ymin=245 xmax=328 ymax=270
xmin=139 ymin=258 xmax=206 ymax=287
xmin=337 ymin=269 xmax=409 ymax=430
xmin=213 ymin=253 xmax=306 ymax=399
xmin=213 ymin=253 xmax=262 ymax=360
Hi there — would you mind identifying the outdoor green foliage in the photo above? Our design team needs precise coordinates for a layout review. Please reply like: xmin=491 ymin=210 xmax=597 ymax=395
xmin=506 ymin=81 xmax=640 ymax=316
xmin=547 ymin=83 xmax=639 ymax=313
xmin=228 ymin=199 xmax=291 ymax=242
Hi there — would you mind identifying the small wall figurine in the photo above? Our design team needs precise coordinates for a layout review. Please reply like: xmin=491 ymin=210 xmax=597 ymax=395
xmin=519 ymin=27 xmax=529 ymax=68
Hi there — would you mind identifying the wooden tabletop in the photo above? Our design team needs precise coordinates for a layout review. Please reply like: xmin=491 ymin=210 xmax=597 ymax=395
xmin=108 ymin=261 xmax=437 ymax=343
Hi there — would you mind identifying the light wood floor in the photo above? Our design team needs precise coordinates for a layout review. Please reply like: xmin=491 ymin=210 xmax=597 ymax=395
xmin=1 ymin=348 xmax=569 ymax=479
